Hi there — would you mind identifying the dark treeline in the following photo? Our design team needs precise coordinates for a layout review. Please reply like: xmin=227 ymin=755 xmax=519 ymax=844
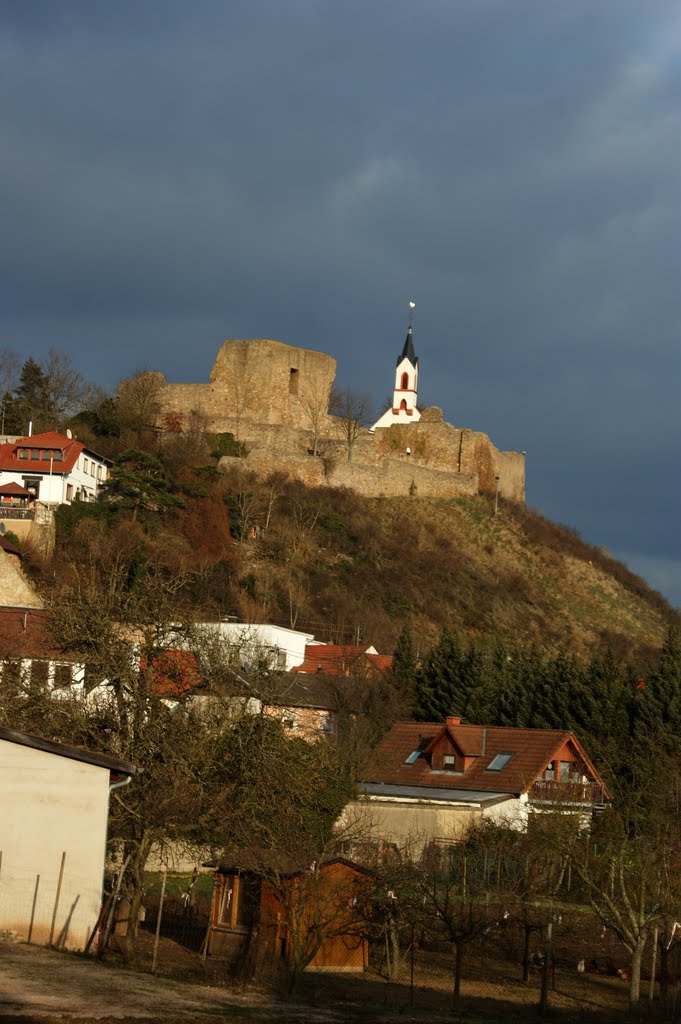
xmin=392 ymin=623 xmax=681 ymax=775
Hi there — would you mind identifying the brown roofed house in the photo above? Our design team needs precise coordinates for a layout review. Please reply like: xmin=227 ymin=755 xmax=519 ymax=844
xmin=344 ymin=716 xmax=608 ymax=857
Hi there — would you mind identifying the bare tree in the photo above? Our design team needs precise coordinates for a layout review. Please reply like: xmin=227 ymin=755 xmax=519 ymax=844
xmin=297 ymin=368 xmax=332 ymax=457
xmin=330 ymin=387 xmax=372 ymax=462
xmin=0 ymin=350 xmax=20 ymax=434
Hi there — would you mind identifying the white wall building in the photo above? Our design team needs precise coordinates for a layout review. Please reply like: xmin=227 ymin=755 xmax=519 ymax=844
xmin=0 ymin=727 xmax=136 ymax=950
xmin=0 ymin=431 xmax=111 ymax=505
xmin=199 ymin=621 xmax=315 ymax=673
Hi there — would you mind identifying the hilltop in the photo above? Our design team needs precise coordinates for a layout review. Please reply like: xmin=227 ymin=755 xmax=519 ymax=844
xmin=224 ymin=477 xmax=673 ymax=661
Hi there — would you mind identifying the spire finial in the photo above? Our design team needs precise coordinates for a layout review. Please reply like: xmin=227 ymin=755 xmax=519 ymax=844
xmin=408 ymin=300 xmax=415 ymax=331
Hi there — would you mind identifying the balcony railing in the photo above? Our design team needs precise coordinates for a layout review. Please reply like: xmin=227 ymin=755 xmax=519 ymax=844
xmin=529 ymin=780 xmax=607 ymax=805
xmin=0 ymin=507 xmax=35 ymax=520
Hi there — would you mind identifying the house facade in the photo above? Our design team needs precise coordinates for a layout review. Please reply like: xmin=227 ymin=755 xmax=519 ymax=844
xmin=0 ymin=727 xmax=135 ymax=950
xmin=344 ymin=716 xmax=608 ymax=856
xmin=0 ymin=431 xmax=111 ymax=506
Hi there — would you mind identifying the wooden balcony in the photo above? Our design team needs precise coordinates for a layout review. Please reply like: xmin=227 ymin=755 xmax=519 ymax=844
xmin=529 ymin=780 xmax=607 ymax=806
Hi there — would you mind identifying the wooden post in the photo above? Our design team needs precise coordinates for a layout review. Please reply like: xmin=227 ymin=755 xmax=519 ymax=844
xmin=27 ymin=874 xmax=40 ymax=944
xmin=539 ymin=921 xmax=553 ymax=1014
xmin=99 ymin=854 xmax=130 ymax=956
xmin=48 ymin=851 xmax=66 ymax=946
xmin=649 ymin=925 xmax=659 ymax=1003
xmin=151 ymin=870 xmax=167 ymax=974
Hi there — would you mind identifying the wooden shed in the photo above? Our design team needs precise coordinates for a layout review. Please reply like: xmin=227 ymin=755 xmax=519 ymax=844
xmin=208 ymin=857 xmax=371 ymax=973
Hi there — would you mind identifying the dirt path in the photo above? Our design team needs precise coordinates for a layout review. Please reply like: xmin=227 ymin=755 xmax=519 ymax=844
xmin=0 ymin=942 xmax=340 ymax=1022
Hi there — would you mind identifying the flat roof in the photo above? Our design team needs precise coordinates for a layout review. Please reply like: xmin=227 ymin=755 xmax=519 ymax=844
xmin=0 ymin=726 xmax=138 ymax=776
xmin=359 ymin=781 xmax=513 ymax=806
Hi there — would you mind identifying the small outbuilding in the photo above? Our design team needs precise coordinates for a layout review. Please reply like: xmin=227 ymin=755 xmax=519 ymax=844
xmin=0 ymin=726 xmax=136 ymax=950
xmin=207 ymin=857 xmax=371 ymax=973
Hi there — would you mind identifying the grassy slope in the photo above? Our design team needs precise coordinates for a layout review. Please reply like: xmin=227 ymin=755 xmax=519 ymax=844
xmin=236 ymin=486 xmax=674 ymax=660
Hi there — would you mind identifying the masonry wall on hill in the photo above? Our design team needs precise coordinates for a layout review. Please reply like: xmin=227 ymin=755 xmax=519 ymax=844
xmin=160 ymin=338 xmax=336 ymax=433
xmin=155 ymin=338 xmax=525 ymax=503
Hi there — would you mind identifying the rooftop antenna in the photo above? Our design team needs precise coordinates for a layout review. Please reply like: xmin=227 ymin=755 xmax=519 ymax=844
xmin=408 ymin=300 xmax=415 ymax=330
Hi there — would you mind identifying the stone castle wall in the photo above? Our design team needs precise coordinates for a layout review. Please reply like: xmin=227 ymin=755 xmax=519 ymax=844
xmin=155 ymin=338 xmax=525 ymax=503
xmin=160 ymin=338 xmax=336 ymax=435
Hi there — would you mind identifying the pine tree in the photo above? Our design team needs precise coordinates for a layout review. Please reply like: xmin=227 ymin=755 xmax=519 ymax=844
xmin=391 ymin=626 xmax=418 ymax=708
xmin=413 ymin=627 xmax=467 ymax=721
xmin=635 ymin=625 xmax=681 ymax=753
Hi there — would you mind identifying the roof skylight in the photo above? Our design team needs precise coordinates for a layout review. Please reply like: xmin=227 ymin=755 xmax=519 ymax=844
xmin=486 ymin=752 xmax=513 ymax=771
xmin=404 ymin=750 xmax=422 ymax=765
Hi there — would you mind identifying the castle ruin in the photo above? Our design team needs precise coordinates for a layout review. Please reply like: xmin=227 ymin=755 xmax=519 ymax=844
xmin=154 ymin=336 xmax=525 ymax=503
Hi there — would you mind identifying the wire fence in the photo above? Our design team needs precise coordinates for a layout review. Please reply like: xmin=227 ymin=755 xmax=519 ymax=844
xmin=133 ymin=885 xmax=681 ymax=1022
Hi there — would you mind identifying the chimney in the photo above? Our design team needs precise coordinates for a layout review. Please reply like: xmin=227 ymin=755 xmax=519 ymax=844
xmin=446 ymin=716 xmax=461 ymax=727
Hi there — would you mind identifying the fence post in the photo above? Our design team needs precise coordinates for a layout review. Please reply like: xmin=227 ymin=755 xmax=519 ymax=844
xmin=151 ymin=869 xmax=167 ymax=974
xmin=539 ymin=920 xmax=553 ymax=1014
xmin=410 ymin=921 xmax=415 ymax=1005
xmin=48 ymin=851 xmax=66 ymax=946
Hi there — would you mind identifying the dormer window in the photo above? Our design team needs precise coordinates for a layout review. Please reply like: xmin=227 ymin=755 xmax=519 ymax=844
xmin=487 ymin=752 xmax=513 ymax=772
xmin=443 ymin=755 xmax=456 ymax=770
xmin=18 ymin=449 xmax=28 ymax=460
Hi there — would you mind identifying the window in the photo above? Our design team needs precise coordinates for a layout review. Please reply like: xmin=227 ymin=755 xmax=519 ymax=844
xmin=400 ymin=372 xmax=409 ymax=389
xmin=31 ymin=449 xmax=39 ymax=460
xmin=83 ymin=458 xmax=89 ymax=473
xmin=53 ymin=450 xmax=63 ymax=461
xmin=443 ymin=754 xmax=457 ymax=770
xmin=559 ymin=761 xmax=570 ymax=782
xmin=289 ymin=368 xmax=299 ymax=395
xmin=53 ymin=664 xmax=72 ymax=688
xmin=319 ymin=712 xmax=334 ymax=734
xmin=29 ymin=660 xmax=49 ymax=691
xmin=66 ymin=484 xmax=73 ymax=501
xmin=18 ymin=448 xmax=28 ymax=460
xmin=544 ymin=763 xmax=555 ymax=781
xmin=41 ymin=451 xmax=50 ymax=461
xmin=404 ymin=750 xmax=422 ymax=765
xmin=23 ymin=477 xmax=40 ymax=499
xmin=487 ymin=752 xmax=513 ymax=771
xmin=282 ymin=711 xmax=298 ymax=730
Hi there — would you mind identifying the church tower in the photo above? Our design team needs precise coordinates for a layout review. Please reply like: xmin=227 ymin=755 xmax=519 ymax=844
xmin=371 ymin=304 xmax=421 ymax=430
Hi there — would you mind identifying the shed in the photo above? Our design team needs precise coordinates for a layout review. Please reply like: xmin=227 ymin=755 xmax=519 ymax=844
xmin=0 ymin=727 xmax=136 ymax=950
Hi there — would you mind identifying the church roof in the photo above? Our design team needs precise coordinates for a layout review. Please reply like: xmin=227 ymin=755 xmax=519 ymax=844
xmin=396 ymin=327 xmax=418 ymax=367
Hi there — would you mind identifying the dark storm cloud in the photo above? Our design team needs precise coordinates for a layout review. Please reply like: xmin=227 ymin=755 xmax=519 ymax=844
xmin=1 ymin=0 xmax=679 ymax=603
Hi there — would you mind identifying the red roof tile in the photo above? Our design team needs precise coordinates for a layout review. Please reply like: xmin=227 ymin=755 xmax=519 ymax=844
xmin=0 ymin=432 xmax=110 ymax=476
xmin=140 ymin=649 xmax=202 ymax=696
xmin=0 ymin=607 xmax=65 ymax=659
xmin=362 ymin=720 xmax=605 ymax=795
xmin=292 ymin=644 xmax=392 ymax=677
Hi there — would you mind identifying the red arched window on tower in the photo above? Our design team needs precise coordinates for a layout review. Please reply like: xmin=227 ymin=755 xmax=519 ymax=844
xmin=400 ymin=372 xmax=409 ymax=390
xmin=399 ymin=399 xmax=407 ymax=411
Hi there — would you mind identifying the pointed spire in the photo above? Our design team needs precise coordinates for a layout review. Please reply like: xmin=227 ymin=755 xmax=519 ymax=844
xmin=398 ymin=327 xmax=417 ymax=366
xmin=397 ymin=300 xmax=418 ymax=366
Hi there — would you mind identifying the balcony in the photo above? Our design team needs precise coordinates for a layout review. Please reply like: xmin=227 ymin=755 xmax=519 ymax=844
xmin=0 ymin=507 xmax=35 ymax=520
xmin=529 ymin=780 xmax=607 ymax=806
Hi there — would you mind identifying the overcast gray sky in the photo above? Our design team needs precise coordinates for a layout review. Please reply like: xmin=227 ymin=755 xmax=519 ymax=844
xmin=1 ymin=1 xmax=680 ymax=606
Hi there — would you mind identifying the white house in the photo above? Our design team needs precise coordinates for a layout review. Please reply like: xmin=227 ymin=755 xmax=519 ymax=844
xmin=0 ymin=726 xmax=136 ymax=950
xmin=0 ymin=431 xmax=112 ymax=505
xmin=198 ymin=620 xmax=315 ymax=673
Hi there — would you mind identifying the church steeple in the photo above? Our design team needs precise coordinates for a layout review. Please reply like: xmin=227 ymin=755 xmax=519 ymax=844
xmin=398 ymin=326 xmax=418 ymax=367
xmin=370 ymin=302 xmax=422 ymax=431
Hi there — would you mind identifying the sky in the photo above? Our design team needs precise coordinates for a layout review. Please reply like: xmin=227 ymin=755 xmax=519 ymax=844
xmin=1 ymin=1 xmax=680 ymax=607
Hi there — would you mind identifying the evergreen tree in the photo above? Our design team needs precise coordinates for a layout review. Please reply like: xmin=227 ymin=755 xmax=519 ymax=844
xmin=635 ymin=625 xmax=681 ymax=753
xmin=391 ymin=626 xmax=418 ymax=709
xmin=101 ymin=449 xmax=185 ymax=521
xmin=414 ymin=627 xmax=467 ymax=721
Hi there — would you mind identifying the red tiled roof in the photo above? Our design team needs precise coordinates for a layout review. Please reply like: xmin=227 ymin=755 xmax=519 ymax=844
xmin=292 ymin=644 xmax=392 ymax=677
xmin=0 ymin=432 xmax=110 ymax=476
xmin=140 ymin=649 xmax=202 ymax=697
xmin=0 ymin=482 xmax=32 ymax=496
xmin=0 ymin=607 xmax=65 ymax=659
xmin=362 ymin=720 xmax=604 ymax=795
